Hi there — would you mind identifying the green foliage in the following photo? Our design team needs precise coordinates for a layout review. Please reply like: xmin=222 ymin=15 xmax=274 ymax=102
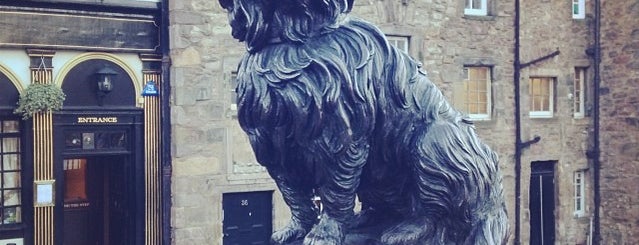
xmin=14 ymin=83 xmax=66 ymax=120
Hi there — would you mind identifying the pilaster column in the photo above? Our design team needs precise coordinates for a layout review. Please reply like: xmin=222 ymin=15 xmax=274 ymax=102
xmin=27 ymin=49 xmax=56 ymax=245
xmin=140 ymin=53 xmax=162 ymax=245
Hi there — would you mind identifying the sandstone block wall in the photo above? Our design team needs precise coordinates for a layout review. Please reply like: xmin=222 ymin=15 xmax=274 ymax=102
xmin=599 ymin=1 xmax=639 ymax=244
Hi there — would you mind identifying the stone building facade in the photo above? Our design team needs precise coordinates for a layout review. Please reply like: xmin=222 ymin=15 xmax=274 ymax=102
xmin=169 ymin=0 xmax=636 ymax=244
xmin=599 ymin=1 xmax=639 ymax=244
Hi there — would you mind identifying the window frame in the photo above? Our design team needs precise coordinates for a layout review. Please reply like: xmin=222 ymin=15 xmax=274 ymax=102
xmin=529 ymin=77 xmax=555 ymax=118
xmin=465 ymin=0 xmax=488 ymax=16
xmin=461 ymin=66 xmax=492 ymax=120
xmin=386 ymin=35 xmax=410 ymax=54
xmin=229 ymin=72 xmax=238 ymax=111
xmin=573 ymin=67 xmax=587 ymax=118
xmin=0 ymin=119 xmax=23 ymax=226
xmin=572 ymin=0 xmax=586 ymax=19
xmin=573 ymin=170 xmax=587 ymax=217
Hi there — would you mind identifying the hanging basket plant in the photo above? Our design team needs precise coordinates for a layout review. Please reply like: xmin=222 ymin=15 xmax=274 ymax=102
xmin=14 ymin=82 xmax=66 ymax=120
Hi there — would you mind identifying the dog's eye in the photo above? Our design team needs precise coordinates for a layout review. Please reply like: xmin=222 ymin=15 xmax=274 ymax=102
xmin=219 ymin=0 xmax=233 ymax=9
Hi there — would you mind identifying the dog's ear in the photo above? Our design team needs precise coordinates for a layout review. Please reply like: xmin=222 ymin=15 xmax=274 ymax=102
xmin=221 ymin=0 xmax=355 ymax=52
xmin=271 ymin=0 xmax=354 ymax=42
xmin=219 ymin=0 xmax=274 ymax=52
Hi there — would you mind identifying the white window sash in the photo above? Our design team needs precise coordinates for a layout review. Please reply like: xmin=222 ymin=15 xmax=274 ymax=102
xmin=465 ymin=0 xmax=488 ymax=16
xmin=574 ymin=171 xmax=586 ymax=217
xmin=529 ymin=78 xmax=554 ymax=118
xmin=471 ymin=67 xmax=491 ymax=120
xmin=229 ymin=72 xmax=238 ymax=111
xmin=573 ymin=0 xmax=586 ymax=19
xmin=574 ymin=68 xmax=586 ymax=118
xmin=386 ymin=35 xmax=409 ymax=53
xmin=463 ymin=67 xmax=491 ymax=120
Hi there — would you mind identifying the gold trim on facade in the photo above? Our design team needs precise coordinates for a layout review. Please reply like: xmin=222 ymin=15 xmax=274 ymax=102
xmin=143 ymin=71 xmax=162 ymax=245
xmin=33 ymin=112 xmax=54 ymax=245
xmin=30 ymin=52 xmax=55 ymax=244
xmin=31 ymin=68 xmax=53 ymax=84
xmin=35 ymin=206 xmax=54 ymax=245
xmin=0 ymin=64 xmax=25 ymax=92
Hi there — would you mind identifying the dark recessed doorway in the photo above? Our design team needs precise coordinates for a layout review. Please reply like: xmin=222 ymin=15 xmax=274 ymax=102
xmin=62 ymin=155 xmax=130 ymax=245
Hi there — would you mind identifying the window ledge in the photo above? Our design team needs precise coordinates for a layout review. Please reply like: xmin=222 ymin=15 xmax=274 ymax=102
xmin=572 ymin=117 xmax=591 ymax=126
xmin=0 ymin=223 xmax=24 ymax=232
xmin=468 ymin=117 xmax=491 ymax=122
xmin=574 ymin=214 xmax=591 ymax=223
xmin=472 ymin=118 xmax=497 ymax=130
xmin=529 ymin=112 xmax=554 ymax=119
xmin=462 ymin=15 xmax=496 ymax=21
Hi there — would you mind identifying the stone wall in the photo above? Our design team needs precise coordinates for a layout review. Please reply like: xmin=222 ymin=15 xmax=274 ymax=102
xmin=169 ymin=0 xmax=608 ymax=244
xmin=599 ymin=1 xmax=639 ymax=244
xmin=169 ymin=1 xmax=288 ymax=244
xmin=517 ymin=0 xmax=595 ymax=244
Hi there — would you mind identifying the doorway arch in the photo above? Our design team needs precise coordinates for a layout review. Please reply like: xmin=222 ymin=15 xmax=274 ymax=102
xmin=0 ymin=64 xmax=24 ymax=110
xmin=55 ymin=53 xmax=141 ymax=107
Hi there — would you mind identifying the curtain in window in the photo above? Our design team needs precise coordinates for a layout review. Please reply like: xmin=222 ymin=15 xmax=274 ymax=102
xmin=1 ymin=120 xmax=21 ymax=224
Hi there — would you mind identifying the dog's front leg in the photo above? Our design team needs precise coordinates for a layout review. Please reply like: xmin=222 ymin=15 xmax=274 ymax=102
xmin=303 ymin=143 xmax=369 ymax=245
xmin=267 ymin=167 xmax=318 ymax=245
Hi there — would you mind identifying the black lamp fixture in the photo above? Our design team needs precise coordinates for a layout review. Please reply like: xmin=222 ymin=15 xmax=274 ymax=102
xmin=95 ymin=66 xmax=118 ymax=106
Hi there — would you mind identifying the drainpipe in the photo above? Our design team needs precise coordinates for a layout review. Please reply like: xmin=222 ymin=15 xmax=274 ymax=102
xmin=513 ymin=1 xmax=522 ymax=243
xmin=591 ymin=0 xmax=601 ymax=243
xmin=160 ymin=0 xmax=173 ymax=244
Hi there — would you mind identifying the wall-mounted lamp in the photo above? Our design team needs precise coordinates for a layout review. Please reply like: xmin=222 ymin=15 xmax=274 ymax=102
xmin=95 ymin=66 xmax=118 ymax=106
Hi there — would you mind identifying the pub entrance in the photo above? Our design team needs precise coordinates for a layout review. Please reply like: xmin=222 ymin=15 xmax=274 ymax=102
xmin=62 ymin=155 xmax=128 ymax=245
xmin=53 ymin=110 xmax=144 ymax=245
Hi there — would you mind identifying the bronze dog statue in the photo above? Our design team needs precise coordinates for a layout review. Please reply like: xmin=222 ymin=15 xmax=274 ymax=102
xmin=219 ymin=0 xmax=509 ymax=244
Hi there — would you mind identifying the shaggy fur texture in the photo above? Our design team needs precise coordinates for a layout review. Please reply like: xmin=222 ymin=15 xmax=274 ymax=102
xmin=219 ymin=0 xmax=509 ymax=244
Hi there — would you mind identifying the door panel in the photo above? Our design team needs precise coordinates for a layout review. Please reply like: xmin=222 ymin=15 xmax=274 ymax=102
xmin=107 ymin=158 xmax=127 ymax=245
xmin=529 ymin=161 xmax=555 ymax=245
xmin=223 ymin=191 xmax=273 ymax=245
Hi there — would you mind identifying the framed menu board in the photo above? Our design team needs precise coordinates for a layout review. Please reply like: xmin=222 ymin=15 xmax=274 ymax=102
xmin=34 ymin=180 xmax=55 ymax=207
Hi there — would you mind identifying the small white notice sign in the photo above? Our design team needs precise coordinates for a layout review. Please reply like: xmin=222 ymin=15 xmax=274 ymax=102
xmin=34 ymin=180 xmax=55 ymax=207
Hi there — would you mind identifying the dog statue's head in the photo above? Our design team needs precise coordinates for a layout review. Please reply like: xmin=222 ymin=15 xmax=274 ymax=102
xmin=219 ymin=0 xmax=354 ymax=52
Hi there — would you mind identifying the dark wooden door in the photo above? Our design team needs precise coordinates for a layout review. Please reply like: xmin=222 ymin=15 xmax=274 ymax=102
xmin=530 ymin=161 xmax=555 ymax=245
xmin=107 ymin=157 xmax=127 ymax=245
xmin=222 ymin=191 xmax=273 ymax=245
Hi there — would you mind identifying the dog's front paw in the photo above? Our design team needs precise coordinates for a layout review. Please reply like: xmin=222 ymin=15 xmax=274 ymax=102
xmin=303 ymin=214 xmax=345 ymax=245
xmin=271 ymin=221 xmax=310 ymax=245
xmin=380 ymin=218 xmax=431 ymax=245
xmin=350 ymin=207 xmax=401 ymax=229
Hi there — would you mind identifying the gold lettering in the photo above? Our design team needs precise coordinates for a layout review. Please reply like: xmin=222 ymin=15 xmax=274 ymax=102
xmin=77 ymin=117 xmax=118 ymax=124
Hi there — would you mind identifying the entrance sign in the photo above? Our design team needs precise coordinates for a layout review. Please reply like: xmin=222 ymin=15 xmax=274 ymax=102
xmin=34 ymin=180 xmax=55 ymax=207
xmin=77 ymin=117 xmax=118 ymax=124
